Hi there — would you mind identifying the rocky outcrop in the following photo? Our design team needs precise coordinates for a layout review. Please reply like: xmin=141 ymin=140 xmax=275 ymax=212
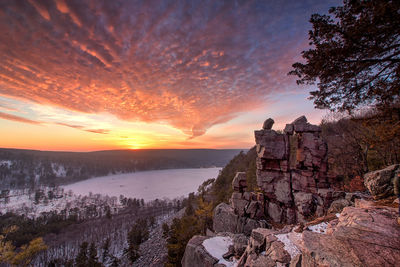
xmin=182 ymin=117 xmax=393 ymax=267
xmin=364 ymin=164 xmax=400 ymax=199
xmin=235 ymin=199 xmax=400 ymax=267
xmin=255 ymin=116 xmax=337 ymax=223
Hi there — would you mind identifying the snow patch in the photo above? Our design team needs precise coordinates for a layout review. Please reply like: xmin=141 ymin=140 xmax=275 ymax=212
xmin=203 ymin=236 xmax=237 ymax=267
xmin=0 ymin=160 xmax=13 ymax=167
xmin=275 ymin=233 xmax=301 ymax=259
xmin=308 ymin=222 xmax=329 ymax=234
xmin=335 ymin=213 xmax=341 ymax=218
xmin=51 ymin=163 xmax=67 ymax=177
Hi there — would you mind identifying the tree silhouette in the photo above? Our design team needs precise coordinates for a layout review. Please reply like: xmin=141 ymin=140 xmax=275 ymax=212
xmin=290 ymin=0 xmax=400 ymax=112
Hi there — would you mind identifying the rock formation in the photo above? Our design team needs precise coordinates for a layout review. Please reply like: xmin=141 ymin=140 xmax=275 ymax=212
xmin=255 ymin=116 xmax=337 ymax=223
xmin=238 ymin=198 xmax=400 ymax=266
xmin=364 ymin=164 xmax=400 ymax=199
xmin=181 ymin=117 xmax=400 ymax=267
xmin=213 ymin=172 xmax=268 ymax=236
xmin=184 ymin=197 xmax=400 ymax=267
xmin=212 ymin=117 xmax=345 ymax=232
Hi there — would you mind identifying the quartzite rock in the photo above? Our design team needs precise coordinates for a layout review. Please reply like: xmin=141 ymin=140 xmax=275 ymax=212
xmin=262 ymin=118 xmax=275 ymax=130
xmin=255 ymin=130 xmax=289 ymax=160
xmin=363 ymin=164 xmax=400 ymax=199
xmin=295 ymin=204 xmax=400 ymax=267
xmin=255 ymin=116 xmax=331 ymax=224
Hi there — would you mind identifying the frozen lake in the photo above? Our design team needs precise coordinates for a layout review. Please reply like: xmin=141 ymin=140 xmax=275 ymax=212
xmin=62 ymin=168 xmax=221 ymax=201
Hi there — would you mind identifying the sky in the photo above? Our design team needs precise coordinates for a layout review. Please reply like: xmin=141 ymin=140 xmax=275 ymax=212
xmin=0 ymin=0 xmax=339 ymax=151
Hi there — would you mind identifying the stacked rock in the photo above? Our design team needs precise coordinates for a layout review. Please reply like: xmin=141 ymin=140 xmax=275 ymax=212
xmin=255 ymin=116 xmax=334 ymax=223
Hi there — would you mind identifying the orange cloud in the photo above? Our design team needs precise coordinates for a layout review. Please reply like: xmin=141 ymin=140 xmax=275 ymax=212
xmin=0 ymin=0 xmax=335 ymax=139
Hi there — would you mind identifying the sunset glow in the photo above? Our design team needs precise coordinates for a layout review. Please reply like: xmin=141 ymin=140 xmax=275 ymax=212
xmin=0 ymin=0 xmax=339 ymax=151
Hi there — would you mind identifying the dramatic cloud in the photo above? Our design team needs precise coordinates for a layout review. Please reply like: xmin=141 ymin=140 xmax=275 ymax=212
xmin=0 ymin=0 xmax=337 ymax=137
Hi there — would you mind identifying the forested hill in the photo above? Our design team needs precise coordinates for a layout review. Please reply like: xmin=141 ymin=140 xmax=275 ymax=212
xmin=0 ymin=148 xmax=244 ymax=189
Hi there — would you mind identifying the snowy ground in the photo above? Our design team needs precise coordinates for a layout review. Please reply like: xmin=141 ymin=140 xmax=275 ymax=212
xmin=0 ymin=187 xmax=122 ymax=219
xmin=203 ymin=236 xmax=237 ymax=267
xmin=275 ymin=232 xmax=302 ymax=259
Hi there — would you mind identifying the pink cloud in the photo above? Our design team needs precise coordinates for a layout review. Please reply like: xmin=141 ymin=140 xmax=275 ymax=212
xmin=0 ymin=0 xmax=337 ymax=137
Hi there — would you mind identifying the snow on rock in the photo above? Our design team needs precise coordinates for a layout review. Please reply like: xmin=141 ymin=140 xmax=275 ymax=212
xmin=336 ymin=213 xmax=341 ymax=218
xmin=202 ymin=236 xmax=237 ymax=267
xmin=307 ymin=222 xmax=329 ymax=234
xmin=275 ymin=232 xmax=301 ymax=259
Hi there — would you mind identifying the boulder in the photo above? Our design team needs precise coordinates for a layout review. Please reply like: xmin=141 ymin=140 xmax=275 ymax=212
xmin=327 ymin=198 xmax=352 ymax=214
xmin=213 ymin=203 xmax=238 ymax=233
xmin=292 ymin=116 xmax=307 ymax=125
xmin=291 ymin=116 xmax=321 ymax=133
xmin=364 ymin=164 xmax=400 ymax=199
xmin=262 ymin=118 xmax=275 ymax=130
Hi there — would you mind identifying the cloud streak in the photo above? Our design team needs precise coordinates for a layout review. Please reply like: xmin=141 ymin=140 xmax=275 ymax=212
xmin=0 ymin=0 xmax=338 ymax=137
xmin=0 ymin=111 xmax=41 ymax=125
xmin=55 ymin=122 xmax=109 ymax=134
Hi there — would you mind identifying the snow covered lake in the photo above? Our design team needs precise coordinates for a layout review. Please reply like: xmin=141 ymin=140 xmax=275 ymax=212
xmin=62 ymin=168 xmax=221 ymax=201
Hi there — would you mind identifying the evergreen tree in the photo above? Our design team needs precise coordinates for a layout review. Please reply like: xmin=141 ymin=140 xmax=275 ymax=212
xmin=88 ymin=242 xmax=102 ymax=267
xmin=101 ymin=238 xmax=110 ymax=263
xmin=110 ymin=255 xmax=120 ymax=267
xmin=162 ymin=223 xmax=169 ymax=238
xmin=125 ymin=218 xmax=150 ymax=264
xmin=75 ymin=242 xmax=88 ymax=267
